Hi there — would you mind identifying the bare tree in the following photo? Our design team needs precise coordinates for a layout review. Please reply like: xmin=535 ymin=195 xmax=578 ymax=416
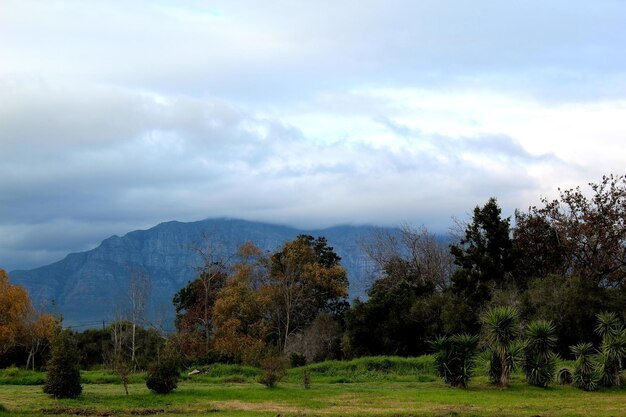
xmin=361 ymin=224 xmax=454 ymax=291
xmin=127 ymin=269 xmax=151 ymax=371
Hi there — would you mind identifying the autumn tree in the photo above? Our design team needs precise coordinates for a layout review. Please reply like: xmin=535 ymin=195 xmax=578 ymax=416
xmin=0 ymin=269 xmax=33 ymax=356
xmin=172 ymin=239 xmax=229 ymax=359
xmin=267 ymin=235 xmax=348 ymax=353
xmin=522 ymin=175 xmax=626 ymax=288
xmin=212 ymin=242 xmax=271 ymax=364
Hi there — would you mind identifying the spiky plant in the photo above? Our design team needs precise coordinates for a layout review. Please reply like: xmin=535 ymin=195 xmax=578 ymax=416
xmin=481 ymin=306 xmax=521 ymax=387
xmin=523 ymin=320 xmax=558 ymax=387
xmin=571 ymin=342 xmax=599 ymax=391
xmin=432 ymin=334 xmax=479 ymax=388
xmin=595 ymin=312 xmax=625 ymax=387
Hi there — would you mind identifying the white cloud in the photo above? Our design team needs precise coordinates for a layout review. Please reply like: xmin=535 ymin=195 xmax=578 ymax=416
xmin=1 ymin=1 xmax=626 ymax=270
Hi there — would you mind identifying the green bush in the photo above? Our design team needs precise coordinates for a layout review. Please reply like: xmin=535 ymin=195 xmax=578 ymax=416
xmin=571 ymin=342 xmax=599 ymax=391
xmin=523 ymin=320 xmax=558 ymax=388
xmin=43 ymin=330 xmax=82 ymax=399
xmin=146 ymin=358 xmax=180 ymax=394
xmin=432 ymin=334 xmax=479 ymax=388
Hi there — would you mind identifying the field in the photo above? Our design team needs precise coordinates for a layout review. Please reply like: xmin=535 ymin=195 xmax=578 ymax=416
xmin=0 ymin=357 xmax=624 ymax=417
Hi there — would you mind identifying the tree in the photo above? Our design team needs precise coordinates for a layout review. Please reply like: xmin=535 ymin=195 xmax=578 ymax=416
xmin=0 ymin=269 xmax=31 ymax=356
xmin=24 ymin=312 xmax=56 ymax=371
xmin=526 ymin=175 xmax=626 ymax=288
xmin=571 ymin=342 xmax=600 ymax=391
xmin=523 ymin=320 xmax=558 ymax=388
xmin=267 ymin=235 xmax=348 ymax=353
xmin=43 ymin=329 xmax=82 ymax=399
xmin=172 ymin=240 xmax=228 ymax=359
xmin=449 ymin=199 xmax=514 ymax=333
xmin=481 ymin=306 xmax=523 ymax=387
xmin=127 ymin=269 xmax=151 ymax=371
xmin=343 ymin=226 xmax=448 ymax=357
xmin=146 ymin=354 xmax=180 ymax=394
xmin=212 ymin=242 xmax=271 ymax=364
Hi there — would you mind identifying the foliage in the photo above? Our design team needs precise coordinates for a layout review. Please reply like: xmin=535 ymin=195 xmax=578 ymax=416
xmin=524 ymin=175 xmax=626 ymax=287
xmin=43 ymin=329 xmax=82 ymax=399
xmin=145 ymin=356 xmax=180 ymax=394
xmin=594 ymin=312 xmax=625 ymax=387
xmin=481 ymin=306 xmax=522 ymax=387
xmin=523 ymin=320 xmax=558 ymax=387
xmin=344 ymin=227 xmax=447 ymax=357
xmin=571 ymin=342 xmax=600 ymax=391
xmin=258 ymin=356 xmax=286 ymax=388
xmin=0 ymin=269 xmax=32 ymax=356
xmin=431 ymin=334 xmax=479 ymax=388
xmin=268 ymin=235 xmax=349 ymax=353
xmin=290 ymin=352 xmax=307 ymax=367
xmin=450 ymin=198 xmax=515 ymax=333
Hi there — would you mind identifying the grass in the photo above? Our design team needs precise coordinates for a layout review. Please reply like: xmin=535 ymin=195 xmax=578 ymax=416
xmin=0 ymin=356 xmax=624 ymax=417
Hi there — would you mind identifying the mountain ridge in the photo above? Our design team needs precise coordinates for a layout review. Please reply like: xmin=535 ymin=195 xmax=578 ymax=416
xmin=9 ymin=218 xmax=397 ymax=328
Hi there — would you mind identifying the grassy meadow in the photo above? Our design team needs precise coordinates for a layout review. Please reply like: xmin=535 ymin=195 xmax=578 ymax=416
xmin=0 ymin=356 xmax=624 ymax=417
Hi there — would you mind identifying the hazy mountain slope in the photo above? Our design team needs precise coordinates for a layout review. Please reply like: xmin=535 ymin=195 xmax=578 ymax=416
xmin=9 ymin=218 xmax=393 ymax=328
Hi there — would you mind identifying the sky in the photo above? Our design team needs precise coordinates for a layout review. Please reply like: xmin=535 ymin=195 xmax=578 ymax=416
xmin=2 ymin=0 xmax=626 ymax=271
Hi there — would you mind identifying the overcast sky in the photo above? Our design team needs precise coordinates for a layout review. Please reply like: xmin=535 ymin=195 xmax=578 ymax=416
xmin=2 ymin=0 xmax=626 ymax=271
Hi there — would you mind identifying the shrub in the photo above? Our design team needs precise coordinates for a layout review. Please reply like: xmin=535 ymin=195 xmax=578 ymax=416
xmin=481 ymin=306 xmax=523 ymax=387
xmin=302 ymin=369 xmax=311 ymax=389
xmin=43 ymin=330 xmax=82 ymax=399
xmin=146 ymin=357 xmax=180 ymax=394
xmin=290 ymin=353 xmax=307 ymax=368
xmin=571 ymin=342 xmax=599 ymax=391
xmin=523 ymin=320 xmax=558 ymax=388
xmin=595 ymin=312 xmax=625 ymax=387
xmin=259 ymin=356 xmax=286 ymax=388
xmin=431 ymin=334 xmax=479 ymax=388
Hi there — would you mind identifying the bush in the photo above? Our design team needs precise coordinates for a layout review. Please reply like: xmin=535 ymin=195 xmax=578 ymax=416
xmin=523 ymin=320 xmax=558 ymax=388
xmin=259 ymin=356 xmax=286 ymax=388
xmin=289 ymin=353 xmax=307 ymax=368
xmin=432 ymin=334 xmax=479 ymax=388
xmin=146 ymin=357 xmax=180 ymax=394
xmin=43 ymin=330 xmax=82 ymax=399
xmin=571 ymin=343 xmax=599 ymax=391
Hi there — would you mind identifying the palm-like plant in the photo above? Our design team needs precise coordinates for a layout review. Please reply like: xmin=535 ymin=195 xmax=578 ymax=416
xmin=571 ymin=342 xmax=599 ymax=391
xmin=595 ymin=312 xmax=625 ymax=387
xmin=432 ymin=333 xmax=479 ymax=388
xmin=481 ymin=306 xmax=522 ymax=387
xmin=523 ymin=320 xmax=558 ymax=387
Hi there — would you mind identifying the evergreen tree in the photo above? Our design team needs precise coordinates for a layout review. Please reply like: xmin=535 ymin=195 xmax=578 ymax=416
xmin=449 ymin=198 xmax=514 ymax=332
xmin=43 ymin=329 xmax=82 ymax=399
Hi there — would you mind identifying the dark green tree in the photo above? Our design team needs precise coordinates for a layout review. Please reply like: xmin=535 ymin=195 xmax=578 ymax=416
xmin=43 ymin=329 xmax=82 ymax=399
xmin=449 ymin=198 xmax=514 ymax=333
xmin=146 ymin=355 xmax=180 ymax=394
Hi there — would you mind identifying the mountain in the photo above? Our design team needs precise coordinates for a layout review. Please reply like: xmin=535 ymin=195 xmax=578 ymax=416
xmin=9 ymin=218 xmax=397 ymax=329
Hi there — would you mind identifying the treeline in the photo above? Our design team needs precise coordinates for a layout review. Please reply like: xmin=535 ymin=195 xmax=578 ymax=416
xmin=1 ymin=175 xmax=625 ymax=382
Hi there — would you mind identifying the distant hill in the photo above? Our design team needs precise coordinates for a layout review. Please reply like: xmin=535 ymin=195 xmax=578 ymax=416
xmin=9 ymin=218 xmax=398 ymax=329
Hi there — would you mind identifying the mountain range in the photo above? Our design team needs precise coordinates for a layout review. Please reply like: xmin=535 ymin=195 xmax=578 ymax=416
xmin=9 ymin=218 xmax=398 ymax=329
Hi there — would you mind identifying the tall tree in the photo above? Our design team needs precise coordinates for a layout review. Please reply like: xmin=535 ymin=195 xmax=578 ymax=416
xmin=527 ymin=175 xmax=626 ymax=288
xmin=448 ymin=198 xmax=514 ymax=333
xmin=267 ymin=235 xmax=348 ymax=353
xmin=173 ymin=239 xmax=229 ymax=358
xmin=0 ymin=269 xmax=32 ymax=356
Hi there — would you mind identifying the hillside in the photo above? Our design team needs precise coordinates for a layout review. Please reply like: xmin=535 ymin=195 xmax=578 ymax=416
xmin=9 ymin=218 xmax=394 ymax=328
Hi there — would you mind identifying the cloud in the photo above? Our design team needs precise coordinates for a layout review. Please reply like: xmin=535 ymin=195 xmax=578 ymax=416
xmin=1 ymin=1 xmax=626 ymax=270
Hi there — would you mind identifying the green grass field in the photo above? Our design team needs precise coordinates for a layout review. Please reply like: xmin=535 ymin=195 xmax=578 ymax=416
xmin=0 ymin=357 xmax=624 ymax=417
